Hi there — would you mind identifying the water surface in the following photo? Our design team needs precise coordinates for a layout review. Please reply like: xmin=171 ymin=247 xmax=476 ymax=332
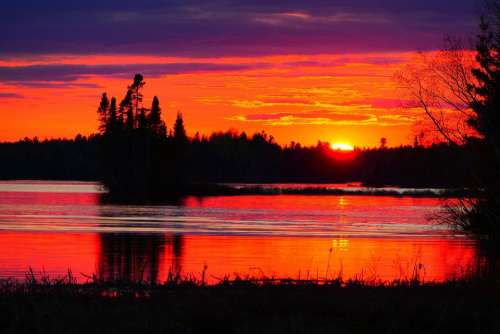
xmin=0 ymin=181 xmax=477 ymax=283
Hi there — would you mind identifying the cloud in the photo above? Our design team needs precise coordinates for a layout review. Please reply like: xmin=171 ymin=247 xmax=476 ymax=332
xmin=0 ymin=62 xmax=268 ymax=85
xmin=226 ymin=109 xmax=415 ymax=126
xmin=0 ymin=92 xmax=23 ymax=99
xmin=2 ymin=1 xmax=476 ymax=57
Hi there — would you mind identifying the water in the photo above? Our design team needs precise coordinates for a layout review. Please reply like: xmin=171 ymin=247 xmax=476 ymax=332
xmin=0 ymin=181 xmax=477 ymax=283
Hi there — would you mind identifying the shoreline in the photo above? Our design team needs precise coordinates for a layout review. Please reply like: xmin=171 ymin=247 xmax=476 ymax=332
xmin=100 ymin=183 xmax=472 ymax=203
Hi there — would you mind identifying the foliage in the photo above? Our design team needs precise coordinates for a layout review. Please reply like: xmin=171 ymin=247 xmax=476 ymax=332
xmin=400 ymin=2 xmax=500 ymax=237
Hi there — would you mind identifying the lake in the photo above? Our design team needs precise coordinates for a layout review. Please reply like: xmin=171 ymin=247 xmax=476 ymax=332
xmin=0 ymin=181 xmax=478 ymax=283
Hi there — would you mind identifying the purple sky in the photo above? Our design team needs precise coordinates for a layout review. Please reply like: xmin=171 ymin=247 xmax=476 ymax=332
xmin=3 ymin=0 xmax=478 ymax=57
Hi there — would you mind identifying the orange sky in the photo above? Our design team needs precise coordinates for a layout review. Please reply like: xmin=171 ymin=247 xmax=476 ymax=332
xmin=0 ymin=52 xmax=431 ymax=147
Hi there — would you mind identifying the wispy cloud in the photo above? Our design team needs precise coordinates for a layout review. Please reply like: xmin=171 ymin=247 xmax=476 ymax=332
xmin=0 ymin=62 xmax=268 ymax=85
xmin=0 ymin=92 xmax=23 ymax=99
xmin=226 ymin=110 xmax=415 ymax=126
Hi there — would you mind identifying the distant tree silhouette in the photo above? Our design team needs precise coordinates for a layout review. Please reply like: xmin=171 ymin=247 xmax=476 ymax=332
xmin=413 ymin=136 xmax=419 ymax=148
xmin=125 ymin=105 xmax=134 ymax=131
xmin=380 ymin=137 xmax=387 ymax=149
xmin=118 ymin=90 xmax=132 ymax=129
xmin=0 ymin=74 xmax=481 ymax=200
xmin=0 ymin=131 xmax=483 ymax=191
xmin=148 ymin=96 xmax=166 ymax=137
xmin=137 ymin=107 xmax=148 ymax=131
xmin=173 ymin=112 xmax=188 ymax=143
xmin=107 ymin=97 xmax=118 ymax=134
xmin=130 ymin=74 xmax=146 ymax=122
xmin=97 ymin=93 xmax=110 ymax=134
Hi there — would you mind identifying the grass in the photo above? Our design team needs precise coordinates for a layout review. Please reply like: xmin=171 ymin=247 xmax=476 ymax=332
xmin=1 ymin=269 xmax=500 ymax=334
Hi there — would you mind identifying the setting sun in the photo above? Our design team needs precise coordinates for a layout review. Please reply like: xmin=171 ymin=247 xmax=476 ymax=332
xmin=330 ymin=143 xmax=354 ymax=151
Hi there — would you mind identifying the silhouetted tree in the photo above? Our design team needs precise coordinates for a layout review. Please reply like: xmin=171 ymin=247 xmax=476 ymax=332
xmin=107 ymin=97 xmax=118 ymax=134
xmin=137 ymin=107 xmax=148 ymax=131
xmin=456 ymin=4 xmax=500 ymax=235
xmin=130 ymin=74 xmax=145 ymax=122
xmin=413 ymin=136 xmax=419 ymax=148
xmin=397 ymin=39 xmax=476 ymax=145
xmin=380 ymin=137 xmax=387 ymax=149
xmin=0 ymin=131 xmax=483 ymax=191
xmin=148 ymin=96 xmax=166 ymax=137
xmin=173 ymin=112 xmax=187 ymax=143
xmin=118 ymin=90 xmax=132 ymax=130
xmin=97 ymin=93 xmax=110 ymax=134
xmin=470 ymin=7 xmax=500 ymax=168
xmin=400 ymin=3 xmax=500 ymax=236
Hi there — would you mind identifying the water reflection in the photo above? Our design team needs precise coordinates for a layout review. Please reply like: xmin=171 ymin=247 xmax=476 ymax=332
xmin=0 ymin=181 xmax=496 ymax=283
xmin=97 ymin=233 xmax=185 ymax=283
xmin=97 ymin=234 xmax=165 ymax=282
xmin=96 ymin=203 xmax=185 ymax=282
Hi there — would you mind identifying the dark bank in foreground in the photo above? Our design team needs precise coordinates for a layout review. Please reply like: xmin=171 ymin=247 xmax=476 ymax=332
xmin=1 ymin=275 xmax=500 ymax=334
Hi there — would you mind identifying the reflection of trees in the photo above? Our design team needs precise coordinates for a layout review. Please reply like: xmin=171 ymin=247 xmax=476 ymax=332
xmin=169 ymin=234 xmax=184 ymax=274
xmin=97 ymin=233 xmax=184 ymax=283
xmin=97 ymin=234 xmax=164 ymax=283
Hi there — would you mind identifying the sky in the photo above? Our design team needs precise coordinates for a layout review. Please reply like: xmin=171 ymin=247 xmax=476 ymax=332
xmin=1 ymin=0 xmax=478 ymax=147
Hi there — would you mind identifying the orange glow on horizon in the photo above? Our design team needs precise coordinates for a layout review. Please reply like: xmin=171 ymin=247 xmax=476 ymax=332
xmin=331 ymin=143 xmax=354 ymax=151
xmin=0 ymin=51 xmax=470 ymax=147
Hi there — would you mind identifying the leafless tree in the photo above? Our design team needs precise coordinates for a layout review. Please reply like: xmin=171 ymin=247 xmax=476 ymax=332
xmin=396 ymin=38 xmax=478 ymax=146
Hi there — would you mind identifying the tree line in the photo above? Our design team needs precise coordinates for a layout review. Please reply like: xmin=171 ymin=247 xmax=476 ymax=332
xmin=0 ymin=72 xmax=488 ymax=198
xmin=0 ymin=127 xmax=484 ymax=194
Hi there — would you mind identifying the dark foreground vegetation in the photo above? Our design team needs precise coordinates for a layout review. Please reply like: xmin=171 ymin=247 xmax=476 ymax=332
xmin=1 ymin=274 xmax=500 ymax=334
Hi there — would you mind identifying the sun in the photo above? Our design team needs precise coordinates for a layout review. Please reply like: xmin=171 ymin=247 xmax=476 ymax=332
xmin=330 ymin=143 xmax=354 ymax=151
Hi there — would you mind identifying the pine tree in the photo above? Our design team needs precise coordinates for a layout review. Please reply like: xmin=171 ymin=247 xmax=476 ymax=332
xmin=107 ymin=97 xmax=118 ymax=134
xmin=130 ymin=74 xmax=145 ymax=120
xmin=137 ymin=107 xmax=148 ymax=131
xmin=173 ymin=112 xmax=187 ymax=142
xmin=119 ymin=89 xmax=132 ymax=130
xmin=125 ymin=105 xmax=134 ymax=131
xmin=469 ymin=9 xmax=500 ymax=168
xmin=457 ymin=5 xmax=500 ymax=234
xmin=380 ymin=137 xmax=387 ymax=149
xmin=97 ymin=93 xmax=110 ymax=134
xmin=148 ymin=96 xmax=164 ymax=135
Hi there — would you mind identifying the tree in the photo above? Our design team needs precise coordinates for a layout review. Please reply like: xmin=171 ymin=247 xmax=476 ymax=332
xmin=125 ymin=105 xmax=134 ymax=131
xmin=173 ymin=112 xmax=187 ymax=142
xmin=119 ymin=89 xmax=132 ymax=130
xmin=398 ymin=2 xmax=499 ymax=150
xmin=137 ymin=107 xmax=148 ymax=131
xmin=97 ymin=93 xmax=110 ymax=134
xmin=107 ymin=97 xmax=118 ymax=134
xmin=148 ymin=96 xmax=165 ymax=136
xmin=397 ymin=38 xmax=477 ymax=145
xmin=400 ymin=2 xmax=500 ymax=236
xmin=130 ymin=74 xmax=145 ymax=120
xmin=380 ymin=137 xmax=387 ymax=149
xmin=469 ymin=5 xmax=500 ymax=170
